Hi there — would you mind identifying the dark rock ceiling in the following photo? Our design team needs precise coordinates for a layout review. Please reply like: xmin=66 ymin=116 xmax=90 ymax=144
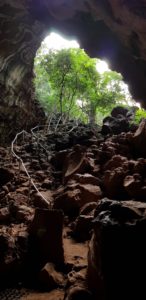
xmin=1 ymin=0 xmax=146 ymax=143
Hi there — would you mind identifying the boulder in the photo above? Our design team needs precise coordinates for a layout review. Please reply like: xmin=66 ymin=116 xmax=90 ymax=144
xmin=0 ymin=207 xmax=10 ymax=223
xmin=64 ymin=286 xmax=92 ymax=300
xmin=87 ymin=198 xmax=146 ymax=300
xmin=0 ymin=224 xmax=28 ymax=286
xmin=63 ymin=145 xmax=92 ymax=182
xmin=54 ymin=188 xmax=81 ymax=217
xmin=29 ymin=208 xmax=64 ymax=266
xmin=132 ymin=119 xmax=146 ymax=157
xmin=101 ymin=106 xmax=135 ymax=135
xmin=54 ymin=183 xmax=102 ymax=217
xmin=0 ymin=168 xmax=14 ymax=187
xmin=103 ymin=155 xmax=128 ymax=171
xmin=73 ymin=173 xmax=100 ymax=186
xmin=39 ymin=262 xmax=66 ymax=290
xmin=80 ymin=202 xmax=97 ymax=216
xmin=103 ymin=168 xmax=127 ymax=199
xmin=63 ymin=145 xmax=86 ymax=180
xmin=111 ymin=106 xmax=129 ymax=118
xmin=123 ymin=174 xmax=142 ymax=198
xmin=71 ymin=215 xmax=93 ymax=241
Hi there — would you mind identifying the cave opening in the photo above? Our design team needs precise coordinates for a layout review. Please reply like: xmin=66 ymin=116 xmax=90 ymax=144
xmin=34 ymin=31 xmax=141 ymax=129
xmin=1 ymin=2 xmax=146 ymax=299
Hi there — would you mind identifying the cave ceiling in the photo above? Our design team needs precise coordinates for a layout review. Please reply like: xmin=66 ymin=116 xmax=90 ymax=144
xmin=1 ymin=0 xmax=146 ymax=143
xmin=1 ymin=0 xmax=146 ymax=101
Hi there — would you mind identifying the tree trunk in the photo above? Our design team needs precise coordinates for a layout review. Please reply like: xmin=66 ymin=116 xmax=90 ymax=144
xmin=89 ymin=104 xmax=96 ymax=125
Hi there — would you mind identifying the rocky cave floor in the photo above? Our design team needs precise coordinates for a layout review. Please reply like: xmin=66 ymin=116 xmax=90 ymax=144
xmin=1 ymin=113 xmax=146 ymax=300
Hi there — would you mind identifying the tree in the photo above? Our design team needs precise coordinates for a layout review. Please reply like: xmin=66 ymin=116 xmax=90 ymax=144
xmin=34 ymin=46 xmax=132 ymax=124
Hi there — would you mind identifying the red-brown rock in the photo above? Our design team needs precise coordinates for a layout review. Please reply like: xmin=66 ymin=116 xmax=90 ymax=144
xmin=103 ymin=167 xmax=127 ymax=199
xmin=54 ymin=183 xmax=102 ymax=216
xmin=29 ymin=208 xmax=64 ymax=266
xmin=73 ymin=173 xmax=100 ymax=185
xmin=39 ymin=262 xmax=66 ymax=290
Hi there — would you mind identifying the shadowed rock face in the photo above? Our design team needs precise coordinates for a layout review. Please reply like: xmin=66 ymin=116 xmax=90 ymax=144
xmin=88 ymin=198 xmax=146 ymax=300
xmin=1 ymin=0 xmax=146 ymax=143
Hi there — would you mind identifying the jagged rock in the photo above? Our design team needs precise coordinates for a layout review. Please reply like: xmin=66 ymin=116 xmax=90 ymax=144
xmin=124 ymin=174 xmax=146 ymax=200
xmin=71 ymin=215 xmax=93 ymax=241
xmin=101 ymin=106 xmax=136 ymax=135
xmin=15 ymin=205 xmax=34 ymax=223
xmin=123 ymin=174 xmax=142 ymax=198
xmin=0 ymin=168 xmax=14 ymax=187
xmin=64 ymin=285 xmax=92 ymax=300
xmin=133 ymin=158 xmax=146 ymax=175
xmin=63 ymin=145 xmax=92 ymax=182
xmin=29 ymin=209 xmax=64 ymax=266
xmin=0 ymin=224 xmax=28 ymax=286
xmin=54 ymin=188 xmax=81 ymax=217
xmin=103 ymin=155 xmax=128 ymax=171
xmin=51 ymin=149 xmax=69 ymax=170
xmin=31 ymin=191 xmax=53 ymax=209
xmin=79 ymin=184 xmax=102 ymax=203
xmin=80 ymin=202 xmax=97 ymax=216
xmin=0 ymin=207 xmax=10 ymax=223
xmin=111 ymin=106 xmax=129 ymax=118
xmin=67 ymin=268 xmax=87 ymax=286
xmin=41 ymin=179 xmax=53 ymax=189
xmin=73 ymin=173 xmax=100 ymax=186
xmin=39 ymin=262 xmax=66 ymax=290
xmin=103 ymin=167 xmax=128 ymax=199
xmin=54 ymin=183 xmax=102 ymax=217
xmin=132 ymin=119 xmax=146 ymax=157
xmin=6 ymin=192 xmax=29 ymax=206
xmin=87 ymin=198 xmax=146 ymax=300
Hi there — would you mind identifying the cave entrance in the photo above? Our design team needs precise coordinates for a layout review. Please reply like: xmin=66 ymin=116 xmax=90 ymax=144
xmin=34 ymin=32 xmax=141 ymax=128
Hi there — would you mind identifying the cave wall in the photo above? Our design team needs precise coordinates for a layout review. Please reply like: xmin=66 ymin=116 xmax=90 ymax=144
xmin=1 ymin=0 xmax=146 ymax=143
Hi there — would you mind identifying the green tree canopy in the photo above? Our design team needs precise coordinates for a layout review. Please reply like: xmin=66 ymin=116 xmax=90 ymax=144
xmin=34 ymin=46 xmax=132 ymax=124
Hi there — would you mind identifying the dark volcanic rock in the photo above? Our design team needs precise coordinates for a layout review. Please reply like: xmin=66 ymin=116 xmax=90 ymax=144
xmin=0 ymin=168 xmax=14 ymax=187
xmin=0 ymin=224 xmax=29 ymax=286
xmin=132 ymin=119 xmax=146 ymax=157
xmin=54 ymin=182 xmax=102 ymax=217
xmin=87 ymin=198 xmax=146 ymax=300
xmin=64 ymin=285 xmax=92 ymax=300
xmin=71 ymin=215 xmax=93 ymax=242
xmin=101 ymin=106 xmax=136 ymax=135
xmin=29 ymin=208 xmax=64 ymax=266
xmin=39 ymin=262 xmax=66 ymax=291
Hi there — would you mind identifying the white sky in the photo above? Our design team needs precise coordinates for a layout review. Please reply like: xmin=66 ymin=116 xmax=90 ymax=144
xmin=43 ymin=32 xmax=79 ymax=50
xmin=43 ymin=32 xmax=109 ymax=74
xmin=42 ymin=32 xmax=140 ymax=108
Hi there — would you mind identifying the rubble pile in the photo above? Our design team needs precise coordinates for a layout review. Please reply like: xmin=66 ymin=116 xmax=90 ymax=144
xmin=0 ymin=117 xmax=146 ymax=299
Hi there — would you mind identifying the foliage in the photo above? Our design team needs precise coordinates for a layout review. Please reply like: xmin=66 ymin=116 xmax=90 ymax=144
xmin=134 ymin=108 xmax=146 ymax=124
xmin=34 ymin=45 xmax=132 ymax=124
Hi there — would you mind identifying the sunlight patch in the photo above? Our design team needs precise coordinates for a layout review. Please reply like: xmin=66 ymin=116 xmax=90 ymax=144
xmin=43 ymin=32 xmax=79 ymax=51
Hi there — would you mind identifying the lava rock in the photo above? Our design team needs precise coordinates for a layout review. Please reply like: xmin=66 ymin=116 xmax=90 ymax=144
xmin=64 ymin=286 xmax=92 ymax=300
xmin=54 ymin=183 xmax=102 ymax=217
xmin=71 ymin=215 xmax=93 ymax=241
xmin=29 ymin=208 xmax=64 ymax=266
xmin=0 ymin=167 xmax=14 ymax=187
xmin=39 ymin=262 xmax=66 ymax=290
xmin=132 ymin=119 xmax=146 ymax=157
xmin=103 ymin=167 xmax=128 ymax=199
xmin=87 ymin=198 xmax=146 ymax=300
xmin=0 ymin=207 xmax=10 ymax=223
xmin=73 ymin=173 xmax=100 ymax=185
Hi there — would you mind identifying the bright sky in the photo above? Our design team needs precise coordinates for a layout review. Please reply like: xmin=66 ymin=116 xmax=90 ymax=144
xmin=42 ymin=32 xmax=140 ymax=108
xmin=44 ymin=32 xmax=79 ymax=50
xmin=43 ymin=32 xmax=109 ymax=74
